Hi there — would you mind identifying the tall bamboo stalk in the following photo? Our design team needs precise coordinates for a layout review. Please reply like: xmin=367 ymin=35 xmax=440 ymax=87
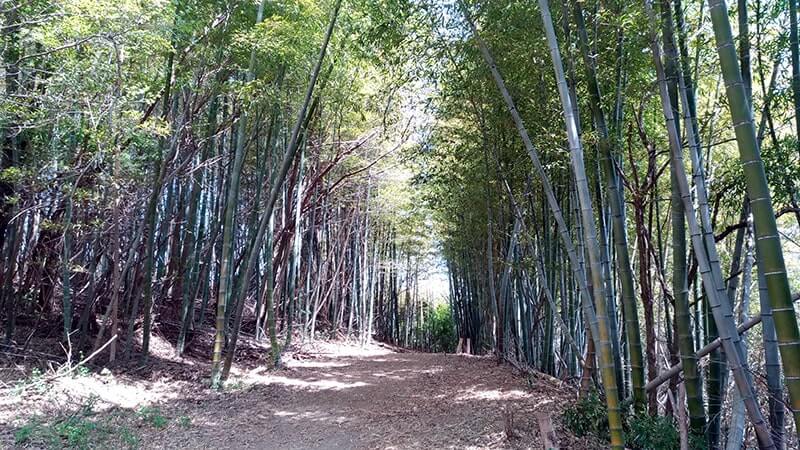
xmin=455 ymin=0 xmax=602 ymax=353
xmin=708 ymin=0 xmax=800 ymax=436
xmin=646 ymin=2 xmax=775 ymax=446
xmin=571 ymin=0 xmax=645 ymax=412
xmin=536 ymin=0 xmax=623 ymax=445
xmin=210 ymin=0 xmax=268 ymax=386
xmin=221 ymin=0 xmax=342 ymax=380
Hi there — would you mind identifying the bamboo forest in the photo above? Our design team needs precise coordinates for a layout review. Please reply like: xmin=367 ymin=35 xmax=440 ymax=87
xmin=2 ymin=0 xmax=800 ymax=448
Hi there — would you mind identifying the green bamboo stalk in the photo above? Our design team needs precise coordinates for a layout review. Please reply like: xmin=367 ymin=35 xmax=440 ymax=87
xmin=790 ymin=0 xmax=800 ymax=160
xmin=725 ymin=221 xmax=753 ymax=450
xmin=755 ymin=220 xmax=785 ymax=448
xmin=221 ymin=0 xmax=342 ymax=380
xmin=455 ymin=1 xmax=602 ymax=353
xmin=646 ymin=2 xmax=775 ymax=446
xmin=210 ymin=9 xmax=269 ymax=380
xmin=283 ymin=146 xmax=305 ymax=349
xmin=754 ymin=55 xmax=786 ymax=449
xmin=664 ymin=0 xmax=707 ymax=436
xmin=536 ymin=0 xmax=623 ymax=445
xmin=708 ymin=0 xmax=800 ymax=437
xmin=484 ymin=165 xmax=500 ymax=359
xmin=789 ymin=0 xmax=800 ymax=229
xmin=571 ymin=0 xmax=646 ymax=412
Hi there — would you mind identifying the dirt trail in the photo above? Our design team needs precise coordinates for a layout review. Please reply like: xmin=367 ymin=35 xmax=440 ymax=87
xmin=139 ymin=343 xmax=578 ymax=450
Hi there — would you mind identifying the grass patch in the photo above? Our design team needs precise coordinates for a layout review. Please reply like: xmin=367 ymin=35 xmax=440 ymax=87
xmin=14 ymin=410 xmax=108 ymax=449
xmin=137 ymin=406 xmax=169 ymax=429
xmin=14 ymin=398 xmax=174 ymax=449
xmin=119 ymin=426 xmax=140 ymax=448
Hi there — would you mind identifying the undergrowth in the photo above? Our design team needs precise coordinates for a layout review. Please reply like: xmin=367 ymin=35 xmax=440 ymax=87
xmin=424 ymin=303 xmax=456 ymax=353
xmin=561 ymin=390 xmax=683 ymax=450
xmin=561 ymin=390 xmax=610 ymax=440
xmin=12 ymin=368 xmax=50 ymax=396
xmin=137 ymin=406 xmax=168 ymax=429
xmin=14 ymin=398 xmax=179 ymax=449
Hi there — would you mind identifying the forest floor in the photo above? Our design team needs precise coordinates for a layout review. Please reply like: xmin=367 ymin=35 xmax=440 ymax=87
xmin=1 ymin=332 xmax=589 ymax=449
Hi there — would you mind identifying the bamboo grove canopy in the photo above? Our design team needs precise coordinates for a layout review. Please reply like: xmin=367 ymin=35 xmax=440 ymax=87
xmin=2 ymin=0 xmax=800 ymax=448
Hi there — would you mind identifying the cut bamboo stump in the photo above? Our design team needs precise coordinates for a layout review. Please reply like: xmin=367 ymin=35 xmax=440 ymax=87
xmin=456 ymin=337 xmax=472 ymax=355
xmin=536 ymin=412 xmax=558 ymax=450
xmin=503 ymin=403 xmax=517 ymax=440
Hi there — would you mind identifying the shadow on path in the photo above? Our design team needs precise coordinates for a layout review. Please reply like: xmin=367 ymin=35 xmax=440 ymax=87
xmin=135 ymin=343 xmax=579 ymax=449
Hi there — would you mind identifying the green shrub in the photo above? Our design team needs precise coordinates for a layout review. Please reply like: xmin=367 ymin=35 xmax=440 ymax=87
xmin=689 ymin=432 xmax=708 ymax=450
xmin=15 ymin=414 xmax=103 ymax=449
xmin=54 ymin=415 xmax=99 ymax=448
xmin=13 ymin=397 xmax=146 ymax=449
xmin=425 ymin=303 xmax=456 ymax=353
xmin=14 ymin=420 xmax=42 ymax=445
xmin=625 ymin=413 xmax=679 ymax=450
xmin=561 ymin=392 xmax=681 ymax=450
xmin=561 ymin=390 xmax=609 ymax=440
xmin=120 ymin=426 xmax=140 ymax=448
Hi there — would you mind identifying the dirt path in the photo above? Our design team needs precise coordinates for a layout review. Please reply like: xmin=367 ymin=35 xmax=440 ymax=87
xmin=3 ymin=340 xmax=585 ymax=449
xmin=138 ymin=343 xmax=578 ymax=449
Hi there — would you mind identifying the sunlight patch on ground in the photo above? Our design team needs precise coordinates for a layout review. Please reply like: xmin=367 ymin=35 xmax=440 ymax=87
xmin=247 ymin=373 xmax=369 ymax=391
xmin=56 ymin=374 xmax=186 ymax=408
xmin=272 ymin=409 xmax=352 ymax=425
xmin=0 ymin=370 xmax=191 ymax=425
xmin=533 ymin=398 xmax=555 ymax=409
xmin=287 ymin=341 xmax=395 ymax=360
xmin=454 ymin=386 xmax=530 ymax=402
xmin=371 ymin=371 xmax=409 ymax=380
xmin=371 ymin=365 xmax=442 ymax=381
xmin=285 ymin=360 xmax=352 ymax=369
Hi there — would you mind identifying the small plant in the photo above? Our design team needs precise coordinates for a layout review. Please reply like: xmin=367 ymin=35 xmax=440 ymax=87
xmin=54 ymin=415 xmax=99 ymax=448
xmin=137 ymin=406 xmax=168 ymax=429
xmin=80 ymin=395 xmax=98 ymax=415
xmin=177 ymin=415 xmax=192 ymax=428
xmin=561 ymin=390 xmax=609 ymax=441
xmin=625 ymin=413 xmax=679 ymax=450
xmin=15 ymin=411 xmax=105 ymax=448
xmin=224 ymin=379 xmax=246 ymax=391
xmin=119 ymin=426 xmax=140 ymax=448
xmin=14 ymin=419 xmax=42 ymax=444
xmin=75 ymin=363 xmax=91 ymax=377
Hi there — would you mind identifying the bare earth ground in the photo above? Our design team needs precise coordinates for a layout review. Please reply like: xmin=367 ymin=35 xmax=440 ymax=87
xmin=2 ymin=337 xmax=589 ymax=449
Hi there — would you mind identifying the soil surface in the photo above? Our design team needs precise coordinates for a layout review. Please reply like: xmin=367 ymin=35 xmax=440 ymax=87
xmin=139 ymin=343 xmax=580 ymax=449
xmin=3 ymin=339 xmax=586 ymax=449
